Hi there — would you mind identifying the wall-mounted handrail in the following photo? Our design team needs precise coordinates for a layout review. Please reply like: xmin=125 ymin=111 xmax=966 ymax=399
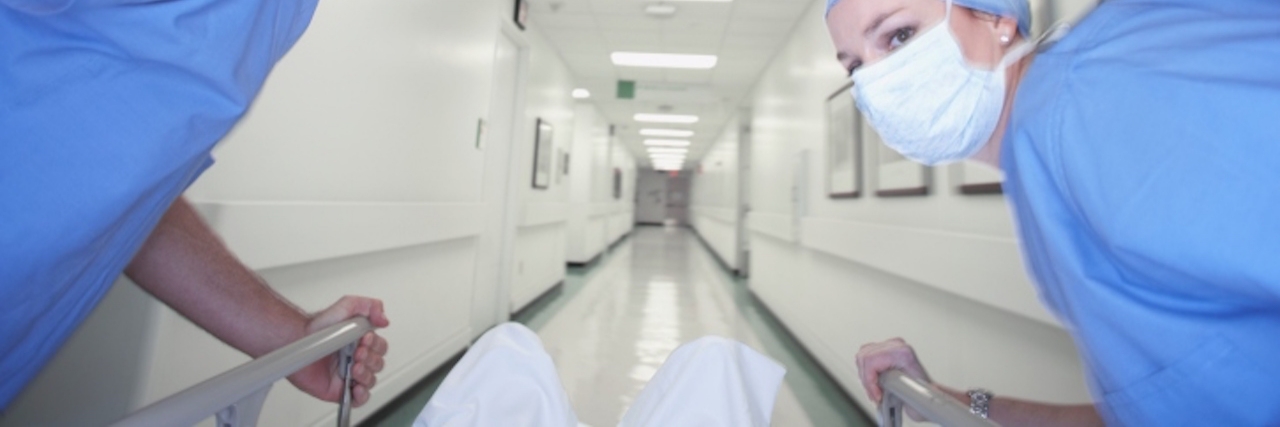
xmin=112 ymin=317 xmax=373 ymax=427
xmin=878 ymin=370 xmax=1000 ymax=427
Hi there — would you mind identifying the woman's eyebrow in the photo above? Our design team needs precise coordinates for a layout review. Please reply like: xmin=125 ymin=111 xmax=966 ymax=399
xmin=864 ymin=8 xmax=905 ymax=38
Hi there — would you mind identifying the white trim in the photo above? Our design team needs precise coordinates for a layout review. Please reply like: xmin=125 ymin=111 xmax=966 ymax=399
xmin=191 ymin=201 xmax=485 ymax=270
xmin=799 ymin=217 xmax=1060 ymax=327
xmin=519 ymin=203 xmax=569 ymax=227
xmin=747 ymin=212 xmax=794 ymax=243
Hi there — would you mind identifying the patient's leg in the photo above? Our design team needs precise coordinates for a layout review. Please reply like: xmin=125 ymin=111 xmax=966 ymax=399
xmin=415 ymin=323 xmax=579 ymax=427
xmin=620 ymin=336 xmax=786 ymax=427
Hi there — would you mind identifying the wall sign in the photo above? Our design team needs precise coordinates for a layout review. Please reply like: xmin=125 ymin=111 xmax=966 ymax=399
xmin=513 ymin=0 xmax=529 ymax=31
xmin=532 ymin=118 xmax=553 ymax=189
xmin=955 ymin=161 xmax=1004 ymax=195
xmin=871 ymin=125 xmax=931 ymax=197
xmin=826 ymin=81 xmax=861 ymax=199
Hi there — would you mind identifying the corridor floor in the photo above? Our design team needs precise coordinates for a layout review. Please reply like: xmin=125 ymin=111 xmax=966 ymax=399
xmin=363 ymin=226 xmax=872 ymax=426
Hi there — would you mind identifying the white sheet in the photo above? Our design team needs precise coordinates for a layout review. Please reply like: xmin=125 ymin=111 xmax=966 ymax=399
xmin=415 ymin=323 xmax=786 ymax=427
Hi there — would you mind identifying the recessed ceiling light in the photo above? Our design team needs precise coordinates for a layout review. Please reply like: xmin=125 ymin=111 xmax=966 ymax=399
xmin=572 ymin=88 xmax=591 ymax=99
xmin=644 ymin=139 xmax=691 ymax=147
xmin=612 ymin=52 xmax=718 ymax=69
xmin=641 ymin=129 xmax=695 ymax=137
xmin=645 ymin=4 xmax=677 ymax=16
xmin=635 ymin=113 xmax=699 ymax=124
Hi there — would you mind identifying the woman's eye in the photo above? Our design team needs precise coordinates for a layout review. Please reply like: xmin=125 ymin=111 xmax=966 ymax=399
xmin=888 ymin=27 xmax=916 ymax=50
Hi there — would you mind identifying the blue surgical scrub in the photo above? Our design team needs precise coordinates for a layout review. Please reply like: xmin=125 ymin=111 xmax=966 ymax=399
xmin=1002 ymin=0 xmax=1280 ymax=424
xmin=0 ymin=0 xmax=318 ymax=409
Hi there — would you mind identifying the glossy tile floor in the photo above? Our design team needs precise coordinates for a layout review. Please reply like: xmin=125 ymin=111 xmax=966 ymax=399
xmin=362 ymin=226 xmax=872 ymax=426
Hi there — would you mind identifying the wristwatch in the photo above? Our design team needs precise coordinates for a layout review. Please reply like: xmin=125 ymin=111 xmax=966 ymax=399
xmin=967 ymin=388 xmax=993 ymax=419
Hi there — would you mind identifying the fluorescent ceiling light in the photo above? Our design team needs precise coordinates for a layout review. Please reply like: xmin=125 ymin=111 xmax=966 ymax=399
xmin=572 ymin=88 xmax=591 ymax=99
xmin=648 ymin=147 xmax=688 ymax=154
xmin=635 ymin=113 xmax=699 ymax=124
xmin=612 ymin=52 xmax=718 ymax=69
xmin=641 ymin=129 xmax=695 ymax=138
xmin=650 ymin=156 xmax=686 ymax=162
xmin=644 ymin=139 xmax=692 ymax=147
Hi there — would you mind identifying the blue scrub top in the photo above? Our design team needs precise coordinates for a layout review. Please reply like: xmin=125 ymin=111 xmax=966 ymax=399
xmin=1003 ymin=0 xmax=1280 ymax=424
xmin=0 ymin=0 xmax=317 ymax=409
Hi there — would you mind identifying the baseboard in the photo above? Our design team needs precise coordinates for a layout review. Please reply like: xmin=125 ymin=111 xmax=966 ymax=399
xmin=510 ymin=281 xmax=565 ymax=320
xmin=688 ymin=226 xmax=739 ymax=277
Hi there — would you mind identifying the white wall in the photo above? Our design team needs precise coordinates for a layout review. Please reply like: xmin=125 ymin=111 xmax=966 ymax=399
xmin=509 ymin=27 xmax=574 ymax=312
xmin=606 ymin=138 xmax=638 ymax=245
xmin=689 ymin=118 xmax=742 ymax=270
xmin=564 ymin=104 xmax=636 ymax=264
xmin=0 ymin=0 xmax=579 ymax=425
xmin=565 ymin=114 xmax=637 ymax=264
xmin=732 ymin=0 xmax=1099 ymax=416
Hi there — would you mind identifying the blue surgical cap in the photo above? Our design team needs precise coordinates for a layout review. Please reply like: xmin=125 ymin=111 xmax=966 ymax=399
xmin=826 ymin=0 xmax=1031 ymax=37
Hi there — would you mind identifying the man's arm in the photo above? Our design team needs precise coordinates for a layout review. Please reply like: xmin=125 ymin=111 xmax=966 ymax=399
xmin=125 ymin=197 xmax=390 ymax=406
xmin=935 ymin=385 xmax=1103 ymax=427
xmin=857 ymin=338 xmax=1103 ymax=427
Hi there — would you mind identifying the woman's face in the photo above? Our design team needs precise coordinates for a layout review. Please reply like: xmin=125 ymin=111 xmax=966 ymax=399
xmin=826 ymin=0 xmax=1019 ymax=76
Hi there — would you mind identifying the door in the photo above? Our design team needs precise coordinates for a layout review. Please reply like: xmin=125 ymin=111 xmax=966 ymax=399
xmin=634 ymin=169 xmax=669 ymax=225
xmin=470 ymin=30 xmax=524 ymax=335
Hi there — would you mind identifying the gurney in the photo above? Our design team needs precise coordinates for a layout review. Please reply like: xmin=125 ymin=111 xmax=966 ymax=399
xmin=107 ymin=319 xmax=996 ymax=427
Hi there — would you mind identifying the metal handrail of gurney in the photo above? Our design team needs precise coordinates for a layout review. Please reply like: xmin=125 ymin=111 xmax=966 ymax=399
xmin=111 ymin=317 xmax=373 ymax=427
xmin=878 ymin=370 xmax=1001 ymax=427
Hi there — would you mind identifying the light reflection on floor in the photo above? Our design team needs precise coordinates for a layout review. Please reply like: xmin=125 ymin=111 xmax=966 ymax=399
xmin=538 ymin=227 xmax=814 ymax=426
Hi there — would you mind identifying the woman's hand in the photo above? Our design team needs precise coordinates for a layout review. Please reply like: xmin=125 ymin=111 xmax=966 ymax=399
xmin=288 ymin=296 xmax=391 ymax=407
xmin=856 ymin=338 xmax=932 ymax=420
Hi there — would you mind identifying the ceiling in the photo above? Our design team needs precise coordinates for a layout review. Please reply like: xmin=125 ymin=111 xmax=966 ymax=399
xmin=528 ymin=0 xmax=815 ymax=167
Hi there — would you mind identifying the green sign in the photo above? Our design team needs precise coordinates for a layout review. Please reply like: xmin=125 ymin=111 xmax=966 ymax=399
xmin=616 ymin=80 xmax=635 ymax=99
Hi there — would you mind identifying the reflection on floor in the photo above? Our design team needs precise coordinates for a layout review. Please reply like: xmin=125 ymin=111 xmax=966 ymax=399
xmin=361 ymin=226 xmax=872 ymax=426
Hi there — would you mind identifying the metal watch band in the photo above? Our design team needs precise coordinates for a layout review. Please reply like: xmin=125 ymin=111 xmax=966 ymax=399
xmin=968 ymin=388 xmax=992 ymax=419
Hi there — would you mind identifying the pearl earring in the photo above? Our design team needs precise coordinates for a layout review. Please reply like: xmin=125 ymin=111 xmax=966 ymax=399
xmin=1000 ymin=34 xmax=1011 ymax=45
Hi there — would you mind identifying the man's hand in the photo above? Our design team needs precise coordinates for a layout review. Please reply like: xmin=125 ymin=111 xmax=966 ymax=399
xmin=856 ymin=338 xmax=932 ymax=421
xmin=288 ymin=296 xmax=391 ymax=407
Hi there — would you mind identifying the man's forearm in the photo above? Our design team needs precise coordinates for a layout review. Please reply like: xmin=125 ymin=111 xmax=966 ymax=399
xmin=938 ymin=386 xmax=1104 ymax=427
xmin=125 ymin=197 xmax=309 ymax=358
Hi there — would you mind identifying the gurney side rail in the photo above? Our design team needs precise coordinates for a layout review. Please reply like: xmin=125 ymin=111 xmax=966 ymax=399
xmin=878 ymin=369 xmax=1001 ymax=427
xmin=111 ymin=317 xmax=372 ymax=427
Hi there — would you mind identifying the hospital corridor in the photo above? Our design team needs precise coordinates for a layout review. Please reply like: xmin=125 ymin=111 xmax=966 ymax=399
xmin=6 ymin=0 xmax=1279 ymax=425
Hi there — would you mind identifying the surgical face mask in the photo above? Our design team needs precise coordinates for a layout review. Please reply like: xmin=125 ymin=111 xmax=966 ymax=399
xmin=850 ymin=0 xmax=1036 ymax=166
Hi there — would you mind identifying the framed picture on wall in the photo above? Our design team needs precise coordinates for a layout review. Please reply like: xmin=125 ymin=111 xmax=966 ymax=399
xmin=954 ymin=161 xmax=1005 ymax=195
xmin=513 ymin=0 xmax=529 ymax=30
xmin=532 ymin=118 xmax=553 ymax=189
xmin=870 ymin=123 xmax=931 ymax=197
xmin=826 ymin=81 xmax=861 ymax=199
xmin=612 ymin=168 xmax=622 ymax=199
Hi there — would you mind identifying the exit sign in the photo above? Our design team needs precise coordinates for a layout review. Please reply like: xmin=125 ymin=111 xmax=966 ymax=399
xmin=616 ymin=80 xmax=635 ymax=99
